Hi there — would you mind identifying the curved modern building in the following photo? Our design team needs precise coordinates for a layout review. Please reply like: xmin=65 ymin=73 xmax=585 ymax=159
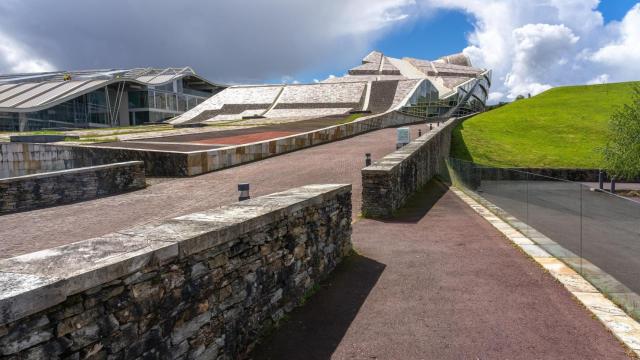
xmin=171 ymin=51 xmax=491 ymax=125
xmin=0 ymin=67 xmax=226 ymax=131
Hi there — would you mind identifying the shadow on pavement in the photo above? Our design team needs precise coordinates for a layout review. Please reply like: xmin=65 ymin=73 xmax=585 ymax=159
xmin=388 ymin=179 xmax=448 ymax=223
xmin=249 ymin=253 xmax=386 ymax=360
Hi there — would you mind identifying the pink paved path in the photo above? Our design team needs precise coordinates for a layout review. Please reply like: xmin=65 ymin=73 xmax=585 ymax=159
xmin=251 ymin=183 xmax=632 ymax=359
xmin=0 ymin=125 xmax=423 ymax=258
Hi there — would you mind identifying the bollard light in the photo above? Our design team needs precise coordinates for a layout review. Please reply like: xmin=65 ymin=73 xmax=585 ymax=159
xmin=598 ymin=170 xmax=604 ymax=190
xmin=429 ymin=123 xmax=433 ymax=130
xmin=365 ymin=153 xmax=372 ymax=166
xmin=238 ymin=183 xmax=250 ymax=201
xmin=611 ymin=177 xmax=616 ymax=194
xmin=418 ymin=129 xmax=422 ymax=137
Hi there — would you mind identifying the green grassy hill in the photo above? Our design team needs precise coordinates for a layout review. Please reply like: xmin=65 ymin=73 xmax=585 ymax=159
xmin=451 ymin=81 xmax=640 ymax=168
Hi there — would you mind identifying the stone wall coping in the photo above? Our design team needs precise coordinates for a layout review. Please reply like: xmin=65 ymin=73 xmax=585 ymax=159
xmin=0 ymin=161 xmax=144 ymax=182
xmin=72 ymin=110 xmax=397 ymax=156
xmin=185 ymin=110 xmax=395 ymax=154
xmin=0 ymin=183 xmax=351 ymax=326
xmin=362 ymin=118 xmax=456 ymax=173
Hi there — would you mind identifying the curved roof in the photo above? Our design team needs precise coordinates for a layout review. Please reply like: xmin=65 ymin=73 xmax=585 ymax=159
xmin=0 ymin=67 xmax=226 ymax=112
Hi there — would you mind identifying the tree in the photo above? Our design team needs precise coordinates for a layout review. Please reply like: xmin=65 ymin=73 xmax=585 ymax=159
xmin=602 ymin=85 xmax=640 ymax=179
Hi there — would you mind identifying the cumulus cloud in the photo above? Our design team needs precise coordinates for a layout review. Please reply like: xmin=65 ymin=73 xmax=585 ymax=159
xmin=590 ymin=4 xmax=640 ymax=79
xmin=587 ymin=74 xmax=610 ymax=85
xmin=505 ymin=24 xmax=579 ymax=98
xmin=425 ymin=0 xmax=640 ymax=101
xmin=0 ymin=0 xmax=414 ymax=83
xmin=0 ymin=31 xmax=53 ymax=73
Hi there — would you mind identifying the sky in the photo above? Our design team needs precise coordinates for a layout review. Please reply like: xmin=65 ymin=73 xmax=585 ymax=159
xmin=0 ymin=0 xmax=639 ymax=103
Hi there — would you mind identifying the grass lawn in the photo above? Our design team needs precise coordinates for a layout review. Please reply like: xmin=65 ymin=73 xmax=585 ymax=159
xmin=451 ymin=81 xmax=639 ymax=168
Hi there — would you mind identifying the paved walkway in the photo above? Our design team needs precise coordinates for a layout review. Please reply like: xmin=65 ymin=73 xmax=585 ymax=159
xmin=251 ymin=182 xmax=632 ymax=359
xmin=0 ymin=124 xmax=423 ymax=259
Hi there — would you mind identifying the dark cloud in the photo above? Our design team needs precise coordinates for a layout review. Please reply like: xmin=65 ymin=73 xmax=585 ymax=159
xmin=0 ymin=0 xmax=411 ymax=83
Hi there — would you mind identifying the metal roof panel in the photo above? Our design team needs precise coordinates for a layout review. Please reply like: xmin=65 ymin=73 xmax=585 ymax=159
xmin=0 ymin=82 xmax=64 ymax=108
xmin=0 ymin=83 xmax=42 ymax=103
xmin=17 ymin=81 xmax=87 ymax=108
xmin=147 ymin=74 xmax=177 ymax=85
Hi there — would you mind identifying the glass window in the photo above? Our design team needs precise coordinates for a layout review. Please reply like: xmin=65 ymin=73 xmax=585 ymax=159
xmin=128 ymin=91 xmax=149 ymax=108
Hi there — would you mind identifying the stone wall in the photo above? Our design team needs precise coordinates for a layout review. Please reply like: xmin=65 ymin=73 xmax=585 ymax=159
xmin=74 ymin=146 xmax=191 ymax=177
xmin=361 ymin=117 xmax=466 ymax=218
xmin=0 ymin=143 xmax=85 ymax=178
xmin=183 ymin=110 xmax=427 ymax=176
xmin=0 ymin=161 xmax=146 ymax=214
xmin=0 ymin=184 xmax=352 ymax=359
xmin=1 ymin=110 xmax=429 ymax=178
xmin=0 ymin=142 xmax=191 ymax=178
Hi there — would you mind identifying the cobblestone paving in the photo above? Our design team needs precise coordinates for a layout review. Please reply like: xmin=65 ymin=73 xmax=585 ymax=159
xmin=0 ymin=124 xmax=425 ymax=259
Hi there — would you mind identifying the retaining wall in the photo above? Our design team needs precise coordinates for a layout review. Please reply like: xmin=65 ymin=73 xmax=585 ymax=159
xmin=481 ymin=168 xmax=640 ymax=183
xmin=0 ymin=143 xmax=86 ymax=178
xmin=361 ymin=117 xmax=464 ymax=217
xmin=0 ymin=184 xmax=352 ymax=359
xmin=1 ymin=111 xmax=426 ymax=178
xmin=0 ymin=161 xmax=146 ymax=214
xmin=0 ymin=142 xmax=190 ymax=178
xmin=182 ymin=110 xmax=425 ymax=176
xmin=446 ymin=164 xmax=640 ymax=190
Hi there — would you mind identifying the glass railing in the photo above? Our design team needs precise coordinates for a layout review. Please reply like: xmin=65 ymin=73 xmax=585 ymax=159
xmin=447 ymin=157 xmax=640 ymax=320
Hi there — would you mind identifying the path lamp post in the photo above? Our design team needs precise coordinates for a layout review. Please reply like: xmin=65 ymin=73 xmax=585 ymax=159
xmin=418 ymin=129 xmax=422 ymax=137
xmin=598 ymin=170 xmax=604 ymax=190
xmin=429 ymin=123 xmax=433 ymax=130
xmin=610 ymin=177 xmax=616 ymax=194
xmin=365 ymin=153 xmax=372 ymax=166
xmin=238 ymin=183 xmax=250 ymax=201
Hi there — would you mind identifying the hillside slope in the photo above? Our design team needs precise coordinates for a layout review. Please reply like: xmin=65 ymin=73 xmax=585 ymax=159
xmin=451 ymin=81 xmax=639 ymax=168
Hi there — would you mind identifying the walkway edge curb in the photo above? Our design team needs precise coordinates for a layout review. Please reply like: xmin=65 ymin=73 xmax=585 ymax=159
xmin=451 ymin=186 xmax=640 ymax=357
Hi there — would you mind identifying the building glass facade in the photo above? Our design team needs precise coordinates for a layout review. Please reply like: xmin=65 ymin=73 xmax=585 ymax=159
xmin=399 ymin=70 xmax=491 ymax=119
xmin=0 ymin=68 xmax=223 ymax=131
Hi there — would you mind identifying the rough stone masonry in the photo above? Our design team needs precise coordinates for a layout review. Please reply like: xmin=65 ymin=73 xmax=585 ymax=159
xmin=0 ymin=184 xmax=352 ymax=359
xmin=0 ymin=161 xmax=146 ymax=214
xmin=361 ymin=117 xmax=465 ymax=218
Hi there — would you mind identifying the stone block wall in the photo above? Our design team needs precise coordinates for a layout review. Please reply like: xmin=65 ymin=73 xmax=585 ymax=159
xmin=361 ymin=117 xmax=464 ymax=217
xmin=184 ymin=110 xmax=427 ymax=176
xmin=0 ymin=184 xmax=352 ymax=359
xmin=2 ymin=109 xmax=428 ymax=179
xmin=0 ymin=161 xmax=146 ymax=214
xmin=0 ymin=143 xmax=85 ymax=178
xmin=73 ymin=146 xmax=191 ymax=177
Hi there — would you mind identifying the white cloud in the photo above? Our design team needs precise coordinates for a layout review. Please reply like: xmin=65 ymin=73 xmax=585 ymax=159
xmin=590 ymin=4 xmax=640 ymax=79
xmin=587 ymin=73 xmax=610 ymax=85
xmin=0 ymin=31 xmax=54 ymax=73
xmin=505 ymin=23 xmax=579 ymax=99
xmin=424 ymin=0 xmax=640 ymax=102
xmin=487 ymin=91 xmax=505 ymax=103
